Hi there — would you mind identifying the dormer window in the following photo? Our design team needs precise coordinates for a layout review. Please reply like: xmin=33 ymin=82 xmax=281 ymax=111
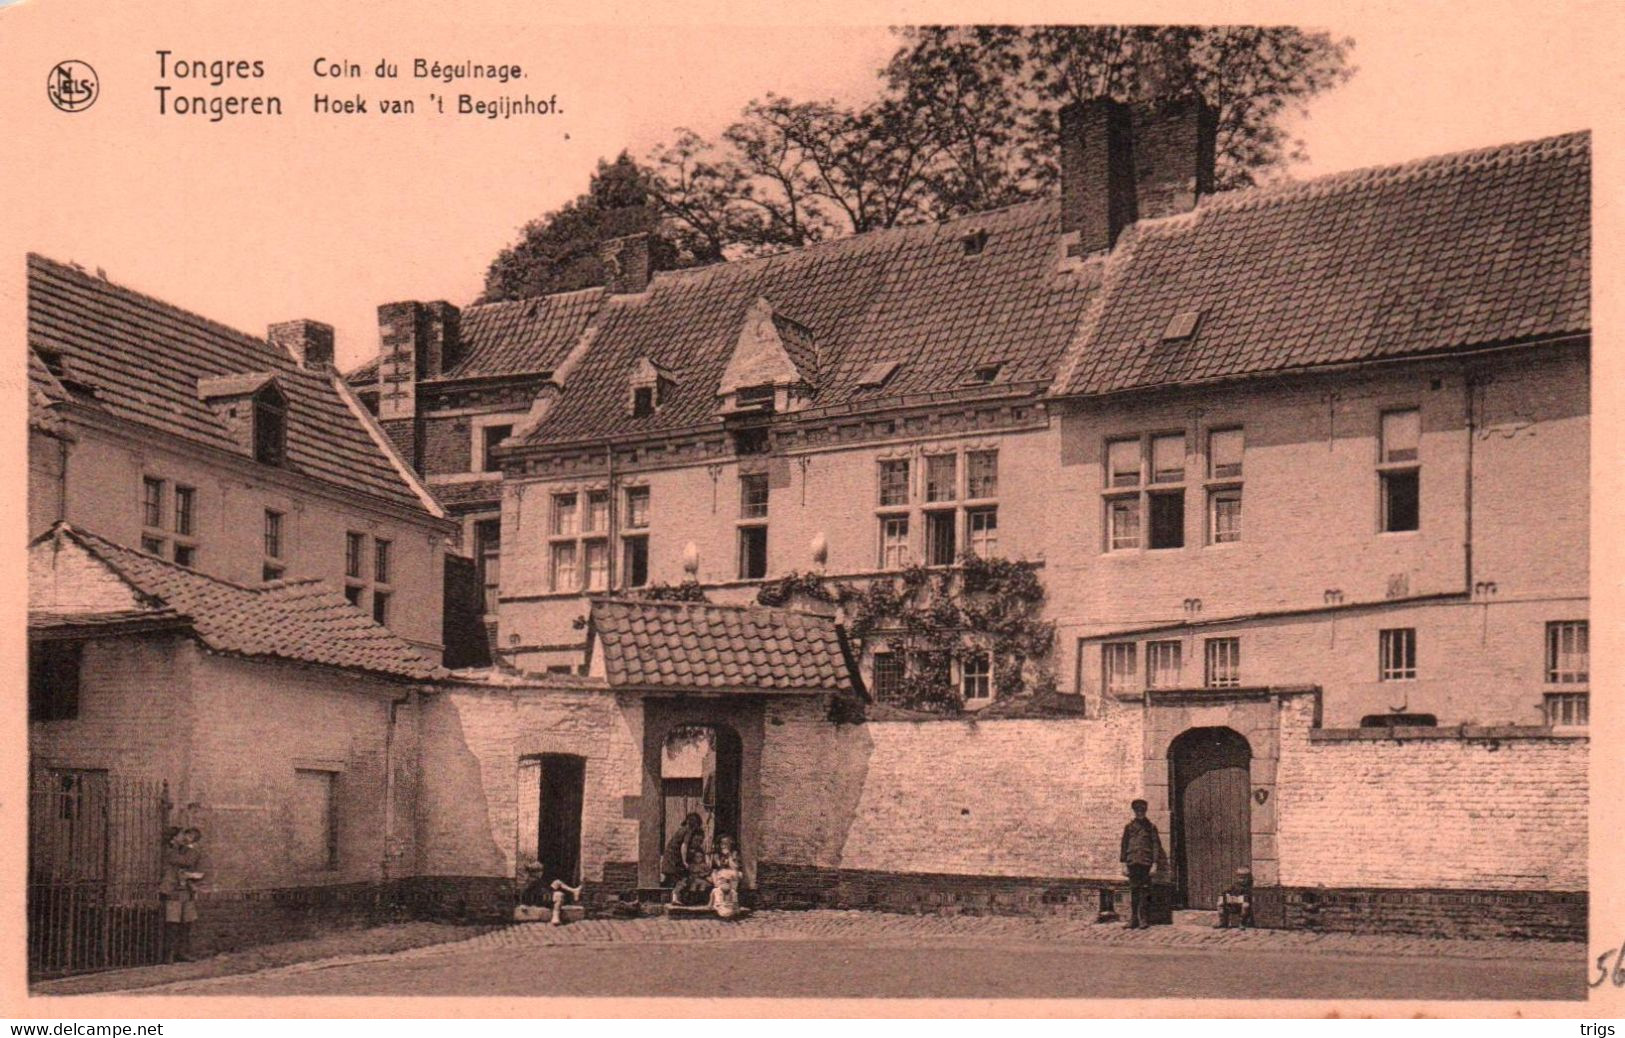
xmin=734 ymin=385 xmax=776 ymax=412
xmin=964 ymin=361 xmax=1003 ymax=386
xmin=254 ymin=391 xmax=287 ymax=466
xmin=628 ymin=356 xmax=674 ymax=418
xmin=961 ymin=230 xmax=989 ymax=256
xmin=632 ymin=386 xmax=655 ymax=418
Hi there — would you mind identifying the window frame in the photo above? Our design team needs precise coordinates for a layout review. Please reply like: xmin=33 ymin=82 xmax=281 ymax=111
xmin=736 ymin=524 xmax=769 ymax=581
xmin=1101 ymin=642 xmax=1138 ymax=697
xmin=1378 ymin=408 xmax=1422 ymax=534
xmin=1379 ymin=627 xmax=1417 ymax=681
xmin=1204 ymin=637 xmax=1241 ymax=689
xmin=960 ymin=651 xmax=994 ymax=704
xmin=1545 ymin=620 xmax=1588 ymax=685
xmin=871 ymin=651 xmax=904 ymax=699
xmin=1145 ymin=639 xmax=1184 ymax=690
xmin=28 ymin=640 xmax=82 ymax=722
xmin=474 ymin=517 xmax=502 ymax=614
xmin=1102 ymin=430 xmax=1199 ymax=554
xmin=878 ymin=513 xmax=911 ymax=570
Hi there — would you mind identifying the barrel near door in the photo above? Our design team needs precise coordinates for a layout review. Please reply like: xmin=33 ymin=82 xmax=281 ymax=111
xmin=1168 ymin=727 xmax=1252 ymax=911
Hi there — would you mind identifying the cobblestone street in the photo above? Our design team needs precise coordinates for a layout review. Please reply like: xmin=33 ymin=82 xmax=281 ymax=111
xmin=37 ymin=912 xmax=1585 ymax=1001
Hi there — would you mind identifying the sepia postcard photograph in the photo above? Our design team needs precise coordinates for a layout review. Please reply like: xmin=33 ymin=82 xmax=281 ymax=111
xmin=1 ymin=0 xmax=1620 ymax=1023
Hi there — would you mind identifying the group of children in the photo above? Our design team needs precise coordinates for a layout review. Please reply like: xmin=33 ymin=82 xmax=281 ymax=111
xmin=662 ymin=812 xmax=744 ymax=919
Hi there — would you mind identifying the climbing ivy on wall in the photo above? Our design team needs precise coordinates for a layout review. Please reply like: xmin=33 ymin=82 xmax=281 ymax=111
xmin=757 ymin=555 xmax=1057 ymax=715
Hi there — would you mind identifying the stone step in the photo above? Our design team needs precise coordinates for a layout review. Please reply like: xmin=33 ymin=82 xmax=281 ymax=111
xmin=1171 ymin=909 xmax=1219 ymax=928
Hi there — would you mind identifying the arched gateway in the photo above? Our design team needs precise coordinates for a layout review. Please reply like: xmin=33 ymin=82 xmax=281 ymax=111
xmin=1168 ymin=726 xmax=1252 ymax=910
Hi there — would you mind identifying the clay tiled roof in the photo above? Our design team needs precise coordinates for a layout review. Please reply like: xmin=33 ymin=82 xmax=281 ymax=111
xmin=40 ymin=525 xmax=440 ymax=681
xmin=28 ymin=255 xmax=427 ymax=511
xmin=521 ymin=199 xmax=1094 ymax=444
xmin=28 ymin=349 xmax=72 ymax=436
xmin=590 ymin=598 xmax=853 ymax=694
xmin=346 ymin=287 xmax=604 ymax=388
xmin=1056 ymin=131 xmax=1590 ymax=397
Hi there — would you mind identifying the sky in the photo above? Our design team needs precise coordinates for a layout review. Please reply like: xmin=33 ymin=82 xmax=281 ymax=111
xmin=3 ymin=0 xmax=1617 ymax=372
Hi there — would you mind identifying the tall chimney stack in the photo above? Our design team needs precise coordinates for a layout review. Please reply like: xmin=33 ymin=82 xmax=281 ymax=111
xmin=1129 ymin=97 xmax=1218 ymax=221
xmin=268 ymin=319 xmax=335 ymax=371
xmin=1059 ymin=99 xmax=1138 ymax=255
xmin=599 ymin=233 xmax=653 ymax=295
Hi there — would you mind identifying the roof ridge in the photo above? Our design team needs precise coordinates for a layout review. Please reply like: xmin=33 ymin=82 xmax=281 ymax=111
xmin=1173 ymin=129 xmax=1590 ymax=224
xmin=29 ymin=254 xmax=293 ymax=370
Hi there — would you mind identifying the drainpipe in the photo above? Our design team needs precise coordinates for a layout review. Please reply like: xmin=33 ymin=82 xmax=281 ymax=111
xmin=56 ymin=436 xmax=69 ymax=523
xmin=1463 ymin=373 xmax=1478 ymax=593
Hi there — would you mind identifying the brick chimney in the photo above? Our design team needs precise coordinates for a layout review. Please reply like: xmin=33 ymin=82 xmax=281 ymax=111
xmin=1129 ymin=97 xmax=1218 ymax=222
xmin=1060 ymin=99 xmax=1137 ymax=255
xmin=1059 ymin=96 xmax=1218 ymax=256
xmin=268 ymin=319 xmax=335 ymax=371
xmin=599 ymin=233 xmax=652 ymax=294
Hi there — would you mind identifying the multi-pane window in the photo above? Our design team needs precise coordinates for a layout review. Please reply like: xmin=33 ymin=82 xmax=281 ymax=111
xmin=925 ymin=454 xmax=957 ymax=503
xmin=624 ymin=486 xmax=650 ymax=530
xmin=925 ymin=510 xmax=957 ymax=566
xmin=584 ymin=540 xmax=609 ymax=592
xmin=551 ymin=493 xmax=579 ymax=537
xmin=1209 ymin=489 xmax=1242 ymax=545
xmin=1543 ymin=622 xmax=1588 ymax=727
xmin=1107 ymin=439 xmax=1141 ymax=487
xmin=740 ymin=474 xmax=769 ymax=519
xmin=28 ymin=641 xmax=82 ymax=722
xmin=1204 ymin=638 xmax=1241 ymax=688
xmin=1107 ymin=497 xmax=1140 ymax=551
xmin=263 ymin=510 xmax=285 ymax=582
xmin=621 ymin=486 xmax=650 ymax=589
xmin=1209 ymin=429 xmax=1244 ymax=479
xmin=878 ymin=460 xmax=910 ymax=507
xmin=738 ymin=473 xmax=769 ymax=580
xmin=1379 ymin=409 xmax=1421 ymax=533
xmin=1102 ymin=642 xmax=1137 ymax=696
xmin=143 ymin=477 xmax=164 ymax=529
xmin=961 ymin=652 xmax=993 ymax=703
xmin=372 ymin=590 xmax=390 ymax=624
xmin=141 ymin=477 xmax=198 ymax=566
xmin=345 ymin=532 xmax=365 ymax=580
xmin=966 ymin=451 xmax=999 ymax=499
xmin=871 ymin=652 xmax=904 ymax=698
xmin=1379 ymin=628 xmax=1417 ymax=681
xmin=550 ymin=542 xmax=578 ymax=592
xmin=585 ymin=492 xmax=610 ymax=534
xmin=374 ymin=540 xmax=392 ymax=585
xmin=880 ymin=515 xmax=911 ymax=569
xmin=966 ymin=508 xmax=998 ymax=557
xmin=1207 ymin=428 xmax=1244 ymax=545
xmin=1150 ymin=434 xmax=1185 ymax=483
xmin=1545 ymin=621 xmax=1588 ymax=684
xmin=1146 ymin=640 xmax=1183 ymax=690
xmin=1104 ymin=433 xmax=1193 ymax=552
xmin=174 ymin=487 xmax=196 ymax=537
xmin=475 ymin=518 xmax=501 ymax=613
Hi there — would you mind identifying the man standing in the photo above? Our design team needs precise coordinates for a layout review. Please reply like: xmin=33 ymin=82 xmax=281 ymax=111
xmin=1120 ymin=799 xmax=1164 ymax=929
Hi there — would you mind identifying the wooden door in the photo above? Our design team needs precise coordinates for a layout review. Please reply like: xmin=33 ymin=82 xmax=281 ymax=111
xmin=538 ymin=754 xmax=585 ymax=886
xmin=1171 ymin=728 xmax=1252 ymax=910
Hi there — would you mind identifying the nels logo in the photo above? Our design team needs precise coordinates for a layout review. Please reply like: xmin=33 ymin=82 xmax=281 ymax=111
xmin=47 ymin=60 xmax=98 ymax=113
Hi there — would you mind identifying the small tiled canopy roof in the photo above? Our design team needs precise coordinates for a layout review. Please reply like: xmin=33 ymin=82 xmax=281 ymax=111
xmin=1056 ymin=131 xmax=1590 ymax=397
xmin=589 ymin=598 xmax=854 ymax=694
xmin=32 ymin=524 xmax=441 ymax=682
xmin=27 ymin=254 xmax=429 ymax=511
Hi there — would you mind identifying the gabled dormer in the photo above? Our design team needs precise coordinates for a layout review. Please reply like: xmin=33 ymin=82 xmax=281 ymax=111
xmin=716 ymin=297 xmax=818 ymax=416
xmin=197 ymin=372 xmax=288 ymax=466
xmin=627 ymin=356 xmax=677 ymax=418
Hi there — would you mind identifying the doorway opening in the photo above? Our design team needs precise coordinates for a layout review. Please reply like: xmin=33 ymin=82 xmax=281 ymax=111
xmin=1168 ymin=726 xmax=1252 ymax=910
xmin=660 ymin=724 xmax=742 ymax=858
xmin=519 ymin=753 xmax=585 ymax=887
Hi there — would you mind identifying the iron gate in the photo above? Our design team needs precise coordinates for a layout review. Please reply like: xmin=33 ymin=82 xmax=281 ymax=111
xmin=27 ymin=771 xmax=170 ymax=976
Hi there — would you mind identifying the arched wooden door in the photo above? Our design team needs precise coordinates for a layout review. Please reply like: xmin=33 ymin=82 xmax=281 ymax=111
xmin=1169 ymin=727 xmax=1252 ymax=910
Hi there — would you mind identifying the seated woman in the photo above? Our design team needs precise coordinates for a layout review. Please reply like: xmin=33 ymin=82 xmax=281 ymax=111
xmin=708 ymin=834 xmax=743 ymax=919
xmin=661 ymin=812 xmax=704 ymax=901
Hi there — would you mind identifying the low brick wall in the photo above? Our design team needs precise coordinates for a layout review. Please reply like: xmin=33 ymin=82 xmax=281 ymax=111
xmin=755 ymin=861 xmax=1118 ymax=918
xmin=193 ymin=881 xmax=405 ymax=954
xmin=1262 ymin=886 xmax=1585 ymax=942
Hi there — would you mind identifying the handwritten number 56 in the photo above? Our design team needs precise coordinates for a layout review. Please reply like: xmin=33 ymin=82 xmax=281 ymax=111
xmin=1590 ymin=941 xmax=1625 ymax=988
